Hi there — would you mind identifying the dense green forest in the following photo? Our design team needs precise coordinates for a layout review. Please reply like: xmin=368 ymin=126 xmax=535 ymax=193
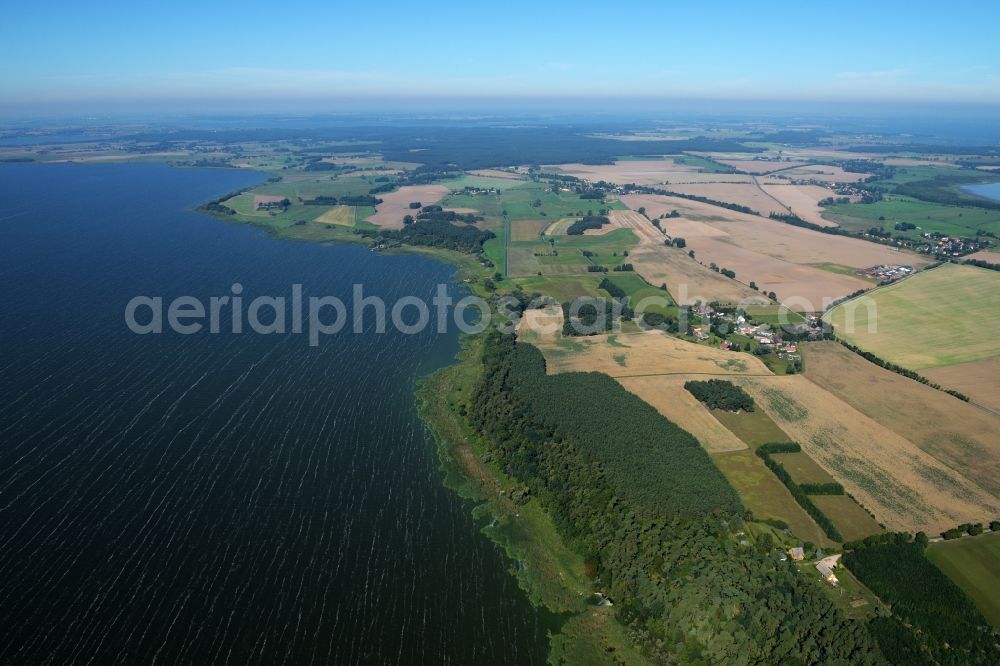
xmin=467 ymin=332 xmax=883 ymax=663
xmin=360 ymin=218 xmax=494 ymax=252
xmin=684 ymin=379 xmax=755 ymax=412
xmin=844 ymin=534 xmax=998 ymax=664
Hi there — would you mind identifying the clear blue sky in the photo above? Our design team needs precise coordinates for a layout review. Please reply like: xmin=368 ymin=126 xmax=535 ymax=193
xmin=2 ymin=0 xmax=999 ymax=110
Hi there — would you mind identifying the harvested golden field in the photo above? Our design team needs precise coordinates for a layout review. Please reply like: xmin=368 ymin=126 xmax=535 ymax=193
xmin=760 ymin=183 xmax=840 ymax=227
xmin=542 ymin=217 xmax=580 ymax=236
xmin=622 ymin=193 xmax=929 ymax=309
xmin=602 ymin=210 xmax=664 ymax=243
xmin=826 ymin=263 xmax=1000 ymax=369
xmin=966 ymin=249 xmax=1000 ymax=263
xmin=467 ymin=168 xmax=526 ymax=181
xmin=922 ymin=359 xmax=1000 ymax=414
xmin=630 ymin=244 xmax=769 ymax=306
xmin=803 ymin=342 xmax=1000 ymax=494
xmin=364 ymin=184 xmax=449 ymax=229
xmin=672 ymin=234 xmax=871 ymax=309
xmin=516 ymin=305 xmax=564 ymax=344
xmin=664 ymin=183 xmax=788 ymax=217
xmin=773 ymin=164 xmax=868 ymax=183
xmin=603 ymin=203 xmax=766 ymax=305
xmin=716 ymin=159 xmax=796 ymax=174
xmin=544 ymin=159 xmax=700 ymax=185
xmin=618 ymin=376 xmax=748 ymax=453
xmin=535 ymin=329 xmax=772 ymax=378
xmin=661 ymin=173 xmax=760 ymax=185
xmin=314 ymin=205 xmax=356 ymax=226
xmin=509 ymin=219 xmax=551 ymax=242
xmin=732 ymin=374 xmax=1000 ymax=534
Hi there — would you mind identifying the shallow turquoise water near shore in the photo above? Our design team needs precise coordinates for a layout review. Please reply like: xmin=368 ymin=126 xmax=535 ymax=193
xmin=0 ymin=163 xmax=551 ymax=664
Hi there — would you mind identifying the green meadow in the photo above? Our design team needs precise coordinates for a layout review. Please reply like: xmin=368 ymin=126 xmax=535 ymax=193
xmin=927 ymin=532 xmax=1000 ymax=629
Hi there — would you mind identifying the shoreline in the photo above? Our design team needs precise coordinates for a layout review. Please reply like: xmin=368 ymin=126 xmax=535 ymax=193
xmin=196 ymin=174 xmax=638 ymax=661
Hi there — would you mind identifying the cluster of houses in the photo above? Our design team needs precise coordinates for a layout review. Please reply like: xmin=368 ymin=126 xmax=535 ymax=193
xmin=859 ymin=263 xmax=914 ymax=281
xmin=917 ymin=233 xmax=992 ymax=258
xmin=689 ymin=305 xmax=816 ymax=360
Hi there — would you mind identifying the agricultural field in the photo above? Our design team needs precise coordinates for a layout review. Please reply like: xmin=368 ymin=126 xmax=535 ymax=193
xmin=542 ymin=217 xmax=580 ymax=236
xmin=802 ymin=341 xmax=1000 ymax=494
xmin=543 ymin=158 xmax=700 ymax=185
xmin=599 ymin=272 xmax=674 ymax=314
xmin=710 ymin=406 xmax=882 ymax=543
xmin=966 ymin=249 xmax=1000 ymax=263
xmin=771 ymin=451 xmax=837 ymax=485
xmin=922 ymin=358 xmax=1000 ymax=413
xmin=603 ymin=209 xmax=664 ymax=243
xmin=533 ymin=329 xmax=772 ymax=378
xmin=513 ymin=275 xmax=605 ymax=303
xmin=313 ymin=205 xmax=357 ymax=226
xmin=664 ymin=182 xmax=789 ymax=217
xmin=810 ymin=495 xmax=884 ymax=543
xmin=760 ymin=182 xmax=841 ymax=227
xmin=522 ymin=320 xmax=785 ymax=460
xmin=743 ymin=303 xmax=806 ymax=325
xmin=771 ymin=164 xmax=869 ymax=183
xmin=509 ymin=227 xmax=638 ymax=278
xmin=487 ymin=181 xmax=627 ymax=221
xmin=629 ymin=243 xmax=768 ymax=306
xmin=622 ymin=192 xmax=930 ymax=310
xmin=825 ymin=263 xmax=1000 ymax=369
xmin=732 ymin=374 xmax=1000 ymax=534
xmin=507 ymin=218 xmax=551 ymax=242
xmin=823 ymin=194 xmax=1000 ymax=237
xmin=618 ymin=376 xmax=748 ymax=453
xmin=927 ymin=532 xmax=1000 ymax=629
xmin=713 ymin=159 xmax=795 ymax=174
xmin=711 ymin=450 xmax=837 ymax=548
xmin=660 ymin=173 xmax=769 ymax=185
xmin=709 ymin=408 xmax=790 ymax=447
xmin=364 ymin=184 xmax=449 ymax=228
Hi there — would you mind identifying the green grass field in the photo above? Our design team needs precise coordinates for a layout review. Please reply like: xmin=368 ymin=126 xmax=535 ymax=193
xmin=824 ymin=194 xmax=1000 ymax=238
xmin=710 ymin=408 xmax=791 ymax=447
xmin=811 ymin=495 xmax=884 ymax=543
xmin=825 ymin=263 xmax=1000 ymax=369
xmin=513 ymin=275 xmax=605 ymax=302
xmin=771 ymin=451 xmax=836 ymax=484
xmin=711 ymin=451 xmax=835 ymax=547
xmin=494 ymin=181 xmax=627 ymax=220
xmin=744 ymin=304 xmax=807 ymax=326
xmin=600 ymin=273 xmax=675 ymax=314
xmin=927 ymin=532 xmax=1000 ymax=629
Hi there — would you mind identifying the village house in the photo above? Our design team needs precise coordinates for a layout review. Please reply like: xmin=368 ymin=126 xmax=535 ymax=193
xmin=815 ymin=554 xmax=842 ymax=586
xmin=788 ymin=547 xmax=805 ymax=561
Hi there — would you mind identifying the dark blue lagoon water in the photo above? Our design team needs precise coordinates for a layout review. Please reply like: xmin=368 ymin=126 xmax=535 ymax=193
xmin=0 ymin=164 xmax=550 ymax=664
xmin=962 ymin=181 xmax=1000 ymax=202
